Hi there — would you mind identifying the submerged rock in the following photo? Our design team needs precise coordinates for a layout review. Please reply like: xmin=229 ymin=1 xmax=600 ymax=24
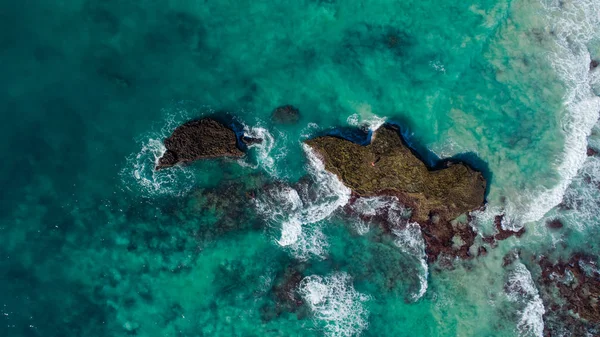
xmin=271 ymin=105 xmax=300 ymax=124
xmin=485 ymin=214 xmax=526 ymax=242
xmin=156 ymin=118 xmax=243 ymax=170
xmin=588 ymin=146 xmax=598 ymax=156
xmin=546 ymin=218 xmax=564 ymax=230
xmin=538 ymin=254 xmax=600 ymax=334
xmin=305 ymin=125 xmax=486 ymax=261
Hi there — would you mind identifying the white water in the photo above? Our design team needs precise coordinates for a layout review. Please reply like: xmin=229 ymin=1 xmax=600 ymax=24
xmin=392 ymin=222 xmax=429 ymax=301
xmin=348 ymin=196 xmax=427 ymax=300
xmin=346 ymin=108 xmax=386 ymax=131
xmin=298 ymin=272 xmax=370 ymax=337
xmin=560 ymin=153 xmax=600 ymax=230
xmin=519 ymin=0 xmax=600 ymax=224
xmin=256 ymin=145 xmax=351 ymax=259
xmin=121 ymin=109 xmax=195 ymax=196
xmin=505 ymin=261 xmax=546 ymax=337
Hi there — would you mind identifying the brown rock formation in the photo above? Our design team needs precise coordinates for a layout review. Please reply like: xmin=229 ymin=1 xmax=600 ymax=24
xmin=156 ymin=118 xmax=243 ymax=170
xmin=305 ymin=125 xmax=487 ymax=261
xmin=272 ymin=105 xmax=300 ymax=124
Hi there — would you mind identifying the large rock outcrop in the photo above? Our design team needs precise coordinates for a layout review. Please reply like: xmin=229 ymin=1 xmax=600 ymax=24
xmin=305 ymin=125 xmax=487 ymax=261
xmin=305 ymin=125 xmax=486 ymax=223
xmin=156 ymin=118 xmax=243 ymax=170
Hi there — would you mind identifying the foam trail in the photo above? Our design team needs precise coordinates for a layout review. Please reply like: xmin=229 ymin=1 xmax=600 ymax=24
xmin=255 ymin=145 xmax=351 ymax=259
xmin=240 ymin=124 xmax=278 ymax=175
xmin=505 ymin=262 xmax=545 ymax=337
xmin=519 ymin=0 xmax=600 ymax=224
xmin=346 ymin=105 xmax=386 ymax=131
xmin=348 ymin=196 xmax=427 ymax=300
xmin=393 ymin=222 xmax=429 ymax=301
xmin=347 ymin=196 xmax=412 ymax=235
xmin=299 ymin=272 xmax=370 ymax=337
xmin=121 ymin=109 xmax=194 ymax=196
xmin=560 ymin=154 xmax=600 ymax=230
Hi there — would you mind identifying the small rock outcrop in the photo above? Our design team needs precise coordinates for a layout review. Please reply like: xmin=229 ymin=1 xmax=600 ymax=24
xmin=156 ymin=118 xmax=243 ymax=170
xmin=272 ymin=105 xmax=300 ymax=124
xmin=305 ymin=125 xmax=487 ymax=261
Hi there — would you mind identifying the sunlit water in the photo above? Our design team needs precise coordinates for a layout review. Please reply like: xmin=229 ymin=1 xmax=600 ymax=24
xmin=1 ymin=0 xmax=600 ymax=336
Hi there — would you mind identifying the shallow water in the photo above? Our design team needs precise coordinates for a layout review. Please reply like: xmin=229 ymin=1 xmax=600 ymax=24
xmin=1 ymin=0 xmax=600 ymax=336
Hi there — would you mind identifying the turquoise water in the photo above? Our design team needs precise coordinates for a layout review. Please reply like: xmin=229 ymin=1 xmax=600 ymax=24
xmin=2 ymin=0 xmax=600 ymax=336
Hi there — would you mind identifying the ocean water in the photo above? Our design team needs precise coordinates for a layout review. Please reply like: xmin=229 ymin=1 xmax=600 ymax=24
xmin=1 ymin=0 xmax=600 ymax=336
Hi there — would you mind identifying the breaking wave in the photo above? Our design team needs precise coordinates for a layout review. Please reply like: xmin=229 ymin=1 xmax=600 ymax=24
xmin=348 ymin=196 xmax=427 ymax=300
xmin=256 ymin=144 xmax=351 ymax=259
xmin=346 ymin=106 xmax=386 ymax=131
xmin=520 ymin=0 xmax=600 ymax=224
xmin=505 ymin=261 xmax=545 ymax=337
xmin=393 ymin=222 xmax=429 ymax=301
xmin=239 ymin=123 xmax=279 ymax=176
xmin=121 ymin=108 xmax=195 ymax=196
xmin=299 ymin=272 xmax=370 ymax=337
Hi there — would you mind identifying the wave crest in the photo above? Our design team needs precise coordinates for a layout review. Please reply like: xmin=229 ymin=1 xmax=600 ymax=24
xmin=299 ymin=272 xmax=370 ymax=337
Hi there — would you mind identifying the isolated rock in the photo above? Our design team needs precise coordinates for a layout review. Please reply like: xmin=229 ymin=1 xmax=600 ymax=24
xmin=156 ymin=118 xmax=243 ymax=169
xmin=272 ymin=105 xmax=300 ymax=124
xmin=486 ymin=214 xmax=526 ymax=242
xmin=538 ymin=254 xmax=600 ymax=334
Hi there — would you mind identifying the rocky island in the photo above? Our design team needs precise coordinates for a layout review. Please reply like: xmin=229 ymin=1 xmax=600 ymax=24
xmin=306 ymin=125 xmax=487 ymax=261
xmin=156 ymin=118 xmax=245 ymax=170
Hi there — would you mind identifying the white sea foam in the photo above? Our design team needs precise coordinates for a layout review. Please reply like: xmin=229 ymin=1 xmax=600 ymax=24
xmin=346 ymin=104 xmax=386 ymax=131
xmin=298 ymin=272 xmax=370 ymax=337
xmin=520 ymin=0 xmax=600 ymax=224
xmin=350 ymin=196 xmax=412 ymax=223
xmin=346 ymin=196 xmax=412 ymax=235
xmin=240 ymin=124 xmax=279 ymax=175
xmin=256 ymin=145 xmax=351 ymax=259
xmin=505 ymin=262 xmax=545 ymax=337
xmin=393 ymin=222 xmax=429 ymax=301
xmin=348 ymin=196 xmax=426 ymax=300
xmin=121 ymin=109 xmax=195 ymax=196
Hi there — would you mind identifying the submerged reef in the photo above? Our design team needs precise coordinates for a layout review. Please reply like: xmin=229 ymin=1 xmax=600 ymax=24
xmin=306 ymin=125 xmax=487 ymax=261
xmin=271 ymin=105 xmax=300 ymax=124
xmin=156 ymin=118 xmax=244 ymax=170
xmin=305 ymin=125 xmax=486 ymax=223
xmin=536 ymin=254 xmax=600 ymax=335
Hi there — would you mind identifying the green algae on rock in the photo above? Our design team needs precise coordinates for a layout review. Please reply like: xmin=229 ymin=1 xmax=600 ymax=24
xmin=305 ymin=125 xmax=486 ymax=224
